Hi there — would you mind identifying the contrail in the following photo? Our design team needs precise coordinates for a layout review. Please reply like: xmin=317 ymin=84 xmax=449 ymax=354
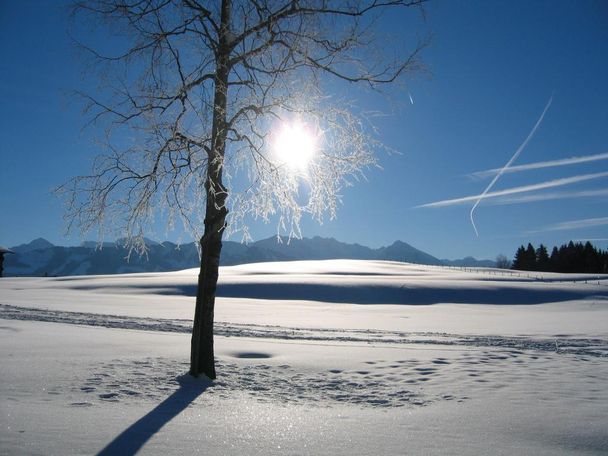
xmin=470 ymin=95 xmax=554 ymax=236
xmin=531 ymin=216 xmax=608 ymax=233
xmin=469 ymin=151 xmax=608 ymax=180
xmin=417 ymin=171 xmax=608 ymax=208
xmin=477 ymin=188 xmax=608 ymax=206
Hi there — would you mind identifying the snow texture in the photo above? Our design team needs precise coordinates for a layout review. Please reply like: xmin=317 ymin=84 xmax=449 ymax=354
xmin=1 ymin=260 xmax=607 ymax=455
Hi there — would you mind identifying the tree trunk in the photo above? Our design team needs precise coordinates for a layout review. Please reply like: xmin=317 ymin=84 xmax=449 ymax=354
xmin=190 ymin=200 xmax=227 ymax=379
xmin=190 ymin=0 xmax=231 ymax=379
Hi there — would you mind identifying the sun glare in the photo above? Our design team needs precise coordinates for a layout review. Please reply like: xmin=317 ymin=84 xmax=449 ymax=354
xmin=273 ymin=122 xmax=317 ymax=170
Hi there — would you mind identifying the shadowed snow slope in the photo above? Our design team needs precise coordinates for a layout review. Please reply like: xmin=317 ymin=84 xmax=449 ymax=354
xmin=4 ymin=259 xmax=606 ymax=305
xmin=216 ymin=260 xmax=608 ymax=304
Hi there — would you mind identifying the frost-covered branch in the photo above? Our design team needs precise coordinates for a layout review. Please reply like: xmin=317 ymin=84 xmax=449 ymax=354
xmin=60 ymin=0 xmax=427 ymax=249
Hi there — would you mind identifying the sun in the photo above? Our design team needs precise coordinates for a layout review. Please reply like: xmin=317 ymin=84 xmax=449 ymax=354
xmin=273 ymin=121 xmax=317 ymax=170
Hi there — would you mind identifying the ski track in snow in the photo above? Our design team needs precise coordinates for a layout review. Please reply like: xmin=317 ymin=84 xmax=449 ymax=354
xmin=2 ymin=303 xmax=606 ymax=357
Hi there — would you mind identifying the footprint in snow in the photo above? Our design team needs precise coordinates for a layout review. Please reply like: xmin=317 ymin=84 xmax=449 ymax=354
xmin=70 ymin=402 xmax=93 ymax=407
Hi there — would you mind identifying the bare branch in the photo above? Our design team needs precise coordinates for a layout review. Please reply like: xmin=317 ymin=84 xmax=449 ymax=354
xmin=61 ymin=0 xmax=428 ymax=246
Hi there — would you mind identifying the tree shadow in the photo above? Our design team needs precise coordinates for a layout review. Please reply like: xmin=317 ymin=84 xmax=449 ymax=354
xmin=97 ymin=374 xmax=210 ymax=456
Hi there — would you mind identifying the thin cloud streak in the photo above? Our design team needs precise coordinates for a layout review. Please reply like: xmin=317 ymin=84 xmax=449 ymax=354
xmin=482 ymin=188 xmax=608 ymax=206
xmin=469 ymin=95 xmax=553 ymax=236
xmin=469 ymin=152 xmax=608 ymax=180
xmin=531 ymin=217 xmax=608 ymax=233
xmin=417 ymin=171 xmax=608 ymax=208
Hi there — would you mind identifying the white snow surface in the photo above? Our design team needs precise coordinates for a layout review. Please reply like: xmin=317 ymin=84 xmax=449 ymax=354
xmin=1 ymin=260 xmax=607 ymax=455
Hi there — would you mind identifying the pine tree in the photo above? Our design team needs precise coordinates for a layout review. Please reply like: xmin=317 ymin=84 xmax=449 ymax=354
xmin=521 ymin=241 xmax=608 ymax=273
xmin=536 ymin=244 xmax=550 ymax=271
xmin=512 ymin=245 xmax=527 ymax=270
xmin=525 ymin=243 xmax=537 ymax=271
xmin=583 ymin=242 xmax=598 ymax=273
xmin=549 ymin=246 xmax=559 ymax=272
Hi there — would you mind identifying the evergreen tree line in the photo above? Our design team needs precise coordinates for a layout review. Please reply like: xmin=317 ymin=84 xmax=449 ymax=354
xmin=512 ymin=241 xmax=608 ymax=273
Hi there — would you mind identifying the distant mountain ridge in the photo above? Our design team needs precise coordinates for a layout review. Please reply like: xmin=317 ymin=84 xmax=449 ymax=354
xmin=4 ymin=236 xmax=494 ymax=277
xmin=440 ymin=256 xmax=496 ymax=268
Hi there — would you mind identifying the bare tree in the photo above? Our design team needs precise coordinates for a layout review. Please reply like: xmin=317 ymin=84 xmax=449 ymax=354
xmin=59 ymin=0 xmax=427 ymax=379
xmin=495 ymin=254 xmax=511 ymax=269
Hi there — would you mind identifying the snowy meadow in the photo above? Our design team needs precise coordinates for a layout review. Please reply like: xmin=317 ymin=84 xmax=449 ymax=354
xmin=2 ymin=260 xmax=608 ymax=455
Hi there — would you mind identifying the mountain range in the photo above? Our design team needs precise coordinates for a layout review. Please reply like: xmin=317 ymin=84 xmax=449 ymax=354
xmin=3 ymin=237 xmax=495 ymax=277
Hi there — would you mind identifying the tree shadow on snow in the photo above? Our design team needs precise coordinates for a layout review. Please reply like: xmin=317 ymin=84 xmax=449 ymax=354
xmin=97 ymin=374 xmax=210 ymax=456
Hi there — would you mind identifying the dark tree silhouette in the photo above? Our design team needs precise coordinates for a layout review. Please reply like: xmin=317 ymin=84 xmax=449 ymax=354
xmin=550 ymin=246 xmax=559 ymax=272
xmin=513 ymin=241 xmax=608 ymax=274
xmin=536 ymin=244 xmax=549 ymax=271
xmin=0 ymin=248 xmax=13 ymax=278
xmin=524 ymin=243 xmax=537 ymax=271
xmin=512 ymin=245 xmax=526 ymax=270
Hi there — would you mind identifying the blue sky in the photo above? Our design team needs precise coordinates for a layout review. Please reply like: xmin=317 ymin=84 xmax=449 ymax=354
xmin=1 ymin=0 xmax=607 ymax=260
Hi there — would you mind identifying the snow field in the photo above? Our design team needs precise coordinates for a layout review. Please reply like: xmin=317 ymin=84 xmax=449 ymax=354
xmin=1 ymin=260 xmax=608 ymax=454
